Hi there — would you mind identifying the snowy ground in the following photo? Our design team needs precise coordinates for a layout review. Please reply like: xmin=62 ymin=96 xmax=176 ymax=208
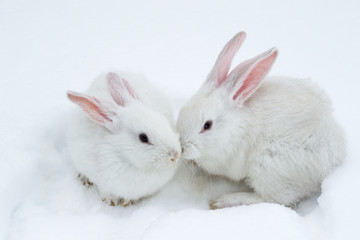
xmin=1 ymin=0 xmax=360 ymax=239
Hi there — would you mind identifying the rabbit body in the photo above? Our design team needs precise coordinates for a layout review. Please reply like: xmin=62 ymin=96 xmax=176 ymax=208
xmin=245 ymin=77 xmax=344 ymax=204
xmin=67 ymin=72 xmax=181 ymax=204
xmin=177 ymin=32 xmax=345 ymax=208
xmin=204 ymin=77 xmax=343 ymax=206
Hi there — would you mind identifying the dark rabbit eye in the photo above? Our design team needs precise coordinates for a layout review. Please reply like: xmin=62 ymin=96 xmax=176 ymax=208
xmin=203 ymin=120 xmax=212 ymax=131
xmin=139 ymin=133 xmax=149 ymax=143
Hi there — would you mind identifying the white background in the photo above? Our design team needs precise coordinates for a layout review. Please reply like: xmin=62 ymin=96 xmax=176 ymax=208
xmin=1 ymin=0 xmax=359 ymax=239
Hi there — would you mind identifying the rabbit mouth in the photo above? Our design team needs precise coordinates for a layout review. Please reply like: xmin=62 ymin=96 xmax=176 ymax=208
xmin=180 ymin=141 xmax=200 ymax=160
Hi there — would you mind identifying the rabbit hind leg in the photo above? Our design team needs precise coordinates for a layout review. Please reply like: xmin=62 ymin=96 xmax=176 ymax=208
xmin=209 ymin=192 xmax=265 ymax=210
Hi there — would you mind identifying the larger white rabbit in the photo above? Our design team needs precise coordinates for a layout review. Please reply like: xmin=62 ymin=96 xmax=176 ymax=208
xmin=67 ymin=72 xmax=181 ymax=206
xmin=177 ymin=32 xmax=346 ymax=209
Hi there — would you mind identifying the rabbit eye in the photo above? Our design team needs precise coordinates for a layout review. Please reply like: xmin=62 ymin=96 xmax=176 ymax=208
xmin=203 ymin=120 xmax=212 ymax=131
xmin=139 ymin=133 xmax=149 ymax=143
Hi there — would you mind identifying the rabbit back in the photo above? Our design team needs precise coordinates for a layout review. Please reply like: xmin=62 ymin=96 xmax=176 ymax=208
xmin=244 ymin=76 xmax=346 ymax=205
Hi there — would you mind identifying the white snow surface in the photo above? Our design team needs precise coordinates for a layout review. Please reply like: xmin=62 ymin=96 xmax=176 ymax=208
xmin=1 ymin=0 xmax=360 ymax=239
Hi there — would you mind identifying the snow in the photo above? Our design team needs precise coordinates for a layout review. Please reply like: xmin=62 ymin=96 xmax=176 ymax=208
xmin=1 ymin=0 xmax=360 ymax=239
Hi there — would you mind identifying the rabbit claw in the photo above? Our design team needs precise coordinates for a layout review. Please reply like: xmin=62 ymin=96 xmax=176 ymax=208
xmin=78 ymin=173 xmax=93 ymax=188
xmin=101 ymin=196 xmax=137 ymax=207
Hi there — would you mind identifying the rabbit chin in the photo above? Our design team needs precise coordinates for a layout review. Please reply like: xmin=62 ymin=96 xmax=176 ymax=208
xmin=180 ymin=142 xmax=201 ymax=161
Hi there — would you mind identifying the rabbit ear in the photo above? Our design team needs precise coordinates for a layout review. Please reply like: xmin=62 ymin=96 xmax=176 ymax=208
xmin=226 ymin=48 xmax=278 ymax=104
xmin=207 ymin=32 xmax=246 ymax=86
xmin=107 ymin=72 xmax=138 ymax=106
xmin=67 ymin=91 xmax=118 ymax=131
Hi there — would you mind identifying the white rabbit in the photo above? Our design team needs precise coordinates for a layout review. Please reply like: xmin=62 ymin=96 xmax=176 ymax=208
xmin=177 ymin=32 xmax=346 ymax=209
xmin=67 ymin=72 xmax=181 ymax=206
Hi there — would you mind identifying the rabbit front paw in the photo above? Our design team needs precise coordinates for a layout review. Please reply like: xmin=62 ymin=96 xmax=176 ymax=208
xmin=77 ymin=173 xmax=94 ymax=188
xmin=101 ymin=195 xmax=136 ymax=207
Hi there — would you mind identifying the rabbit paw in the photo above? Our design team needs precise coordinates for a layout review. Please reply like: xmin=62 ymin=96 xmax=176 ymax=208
xmin=209 ymin=192 xmax=264 ymax=210
xmin=101 ymin=195 xmax=136 ymax=207
xmin=188 ymin=159 xmax=198 ymax=167
xmin=209 ymin=198 xmax=230 ymax=210
xmin=77 ymin=173 xmax=93 ymax=188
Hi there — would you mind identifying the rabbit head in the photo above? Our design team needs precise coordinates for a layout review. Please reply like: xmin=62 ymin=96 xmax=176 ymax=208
xmin=177 ymin=32 xmax=278 ymax=173
xmin=68 ymin=73 xmax=181 ymax=171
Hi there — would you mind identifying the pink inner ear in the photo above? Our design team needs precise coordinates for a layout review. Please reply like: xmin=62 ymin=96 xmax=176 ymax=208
xmin=67 ymin=92 xmax=112 ymax=124
xmin=107 ymin=72 xmax=137 ymax=106
xmin=233 ymin=49 xmax=278 ymax=101
xmin=209 ymin=32 xmax=246 ymax=86
xmin=122 ymin=79 xmax=137 ymax=99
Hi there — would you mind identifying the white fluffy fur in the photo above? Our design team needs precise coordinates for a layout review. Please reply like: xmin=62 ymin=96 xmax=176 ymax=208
xmin=67 ymin=72 xmax=181 ymax=203
xmin=177 ymin=34 xmax=346 ymax=209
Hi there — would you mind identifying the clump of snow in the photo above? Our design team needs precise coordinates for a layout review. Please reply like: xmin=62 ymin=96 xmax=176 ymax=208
xmin=1 ymin=0 xmax=360 ymax=240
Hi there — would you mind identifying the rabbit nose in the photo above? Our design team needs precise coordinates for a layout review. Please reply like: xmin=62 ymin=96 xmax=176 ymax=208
xmin=169 ymin=151 xmax=180 ymax=162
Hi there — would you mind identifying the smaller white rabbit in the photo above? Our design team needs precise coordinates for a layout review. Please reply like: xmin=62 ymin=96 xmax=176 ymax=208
xmin=67 ymin=72 xmax=181 ymax=206
xmin=177 ymin=32 xmax=346 ymax=209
